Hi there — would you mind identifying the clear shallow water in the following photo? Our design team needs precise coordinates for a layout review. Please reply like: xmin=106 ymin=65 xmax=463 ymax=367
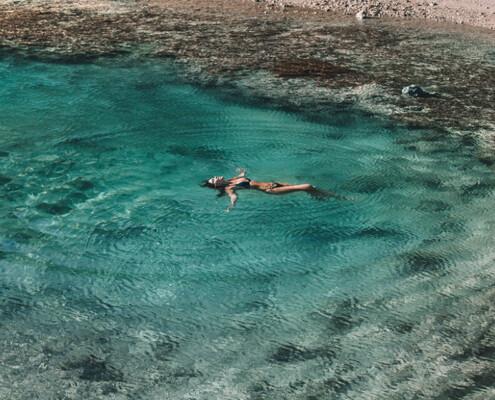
xmin=1 ymin=56 xmax=495 ymax=399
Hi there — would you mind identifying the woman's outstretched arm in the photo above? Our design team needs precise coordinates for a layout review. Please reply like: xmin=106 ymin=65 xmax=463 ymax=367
xmin=233 ymin=168 xmax=247 ymax=178
xmin=225 ymin=188 xmax=238 ymax=211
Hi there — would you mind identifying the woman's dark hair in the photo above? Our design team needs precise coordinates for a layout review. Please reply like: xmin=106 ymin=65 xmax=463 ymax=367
xmin=201 ymin=180 xmax=226 ymax=197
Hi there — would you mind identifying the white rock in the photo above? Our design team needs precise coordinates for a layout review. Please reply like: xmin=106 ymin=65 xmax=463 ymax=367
xmin=356 ymin=9 xmax=367 ymax=20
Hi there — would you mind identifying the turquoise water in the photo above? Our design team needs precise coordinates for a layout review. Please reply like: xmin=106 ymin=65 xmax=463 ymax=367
xmin=1 ymin=56 xmax=495 ymax=399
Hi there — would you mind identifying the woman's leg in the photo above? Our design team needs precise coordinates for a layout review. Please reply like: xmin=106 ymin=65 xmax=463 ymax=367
xmin=265 ymin=184 xmax=314 ymax=194
xmin=266 ymin=184 xmax=337 ymax=199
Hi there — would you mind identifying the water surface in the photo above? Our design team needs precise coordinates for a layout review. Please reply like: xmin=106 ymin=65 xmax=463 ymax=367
xmin=1 ymin=56 xmax=495 ymax=399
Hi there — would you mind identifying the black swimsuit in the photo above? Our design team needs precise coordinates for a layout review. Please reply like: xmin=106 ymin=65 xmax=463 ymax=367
xmin=234 ymin=178 xmax=251 ymax=189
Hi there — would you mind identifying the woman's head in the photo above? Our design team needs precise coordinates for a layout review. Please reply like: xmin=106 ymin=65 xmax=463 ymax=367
xmin=202 ymin=176 xmax=227 ymax=189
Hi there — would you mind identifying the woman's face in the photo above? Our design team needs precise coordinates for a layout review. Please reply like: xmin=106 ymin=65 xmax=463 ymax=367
xmin=208 ymin=176 xmax=226 ymax=187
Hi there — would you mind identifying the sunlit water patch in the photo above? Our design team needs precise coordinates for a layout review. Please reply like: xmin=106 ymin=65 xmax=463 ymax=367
xmin=1 ymin=56 xmax=495 ymax=400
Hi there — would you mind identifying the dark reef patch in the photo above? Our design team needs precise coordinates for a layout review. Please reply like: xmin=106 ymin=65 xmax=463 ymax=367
xmin=385 ymin=317 xmax=415 ymax=334
xmin=69 ymin=177 xmax=94 ymax=191
xmin=249 ymin=379 xmax=275 ymax=399
xmin=0 ymin=175 xmax=13 ymax=186
xmin=288 ymin=224 xmax=351 ymax=245
xmin=322 ymin=376 xmax=352 ymax=396
xmin=90 ymin=223 xmax=149 ymax=243
xmin=355 ymin=226 xmax=401 ymax=239
xmin=62 ymin=355 xmax=124 ymax=382
xmin=344 ymin=175 xmax=393 ymax=194
xmin=152 ymin=335 xmax=180 ymax=361
xmin=400 ymin=250 xmax=450 ymax=276
xmin=0 ymin=295 xmax=33 ymax=319
xmin=271 ymin=58 xmax=359 ymax=81
xmin=65 ymin=191 xmax=89 ymax=205
xmin=462 ymin=181 xmax=495 ymax=198
xmin=405 ymin=174 xmax=444 ymax=190
xmin=270 ymin=342 xmax=334 ymax=364
xmin=36 ymin=201 xmax=72 ymax=215
xmin=416 ymin=199 xmax=451 ymax=212
xmin=317 ymin=297 xmax=364 ymax=334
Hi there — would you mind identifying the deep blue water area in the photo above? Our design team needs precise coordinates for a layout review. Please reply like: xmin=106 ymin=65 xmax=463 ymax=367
xmin=1 ymin=56 xmax=495 ymax=399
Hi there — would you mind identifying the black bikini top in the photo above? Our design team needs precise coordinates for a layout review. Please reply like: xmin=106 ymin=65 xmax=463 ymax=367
xmin=233 ymin=177 xmax=251 ymax=189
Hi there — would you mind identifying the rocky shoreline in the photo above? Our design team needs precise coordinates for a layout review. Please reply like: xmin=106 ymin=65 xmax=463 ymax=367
xmin=0 ymin=0 xmax=494 ymax=160
xmin=257 ymin=0 xmax=495 ymax=31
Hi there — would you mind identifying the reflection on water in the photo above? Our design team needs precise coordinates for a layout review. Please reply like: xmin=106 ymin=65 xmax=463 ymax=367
xmin=1 ymin=57 xmax=495 ymax=399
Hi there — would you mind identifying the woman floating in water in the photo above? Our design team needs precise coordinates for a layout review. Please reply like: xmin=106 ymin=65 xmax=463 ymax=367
xmin=203 ymin=169 xmax=333 ymax=211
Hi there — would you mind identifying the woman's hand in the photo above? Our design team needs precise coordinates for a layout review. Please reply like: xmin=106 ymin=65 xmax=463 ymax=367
xmin=225 ymin=187 xmax=238 ymax=211
xmin=235 ymin=168 xmax=247 ymax=178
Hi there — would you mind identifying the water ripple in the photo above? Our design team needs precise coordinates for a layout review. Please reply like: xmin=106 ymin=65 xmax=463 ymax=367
xmin=1 ymin=57 xmax=495 ymax=400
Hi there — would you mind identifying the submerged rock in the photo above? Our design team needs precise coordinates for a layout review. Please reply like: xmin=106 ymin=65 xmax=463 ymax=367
xmin=402 ymin=85 xmax=437 ymax=98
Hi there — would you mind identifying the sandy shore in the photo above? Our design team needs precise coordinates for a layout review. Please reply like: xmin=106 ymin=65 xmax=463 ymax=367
xmin=258 ymin=0 xmax=495 ymax=30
